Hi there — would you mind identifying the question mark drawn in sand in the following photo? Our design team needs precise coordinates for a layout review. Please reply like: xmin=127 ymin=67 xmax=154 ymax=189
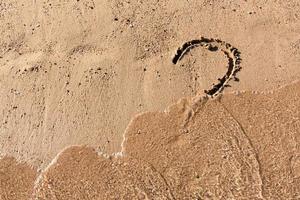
xmin=172 ymin=37 xmax=242 ymax=97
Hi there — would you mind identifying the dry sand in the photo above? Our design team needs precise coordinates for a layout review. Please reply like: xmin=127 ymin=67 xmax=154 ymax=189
xmin=0 ymin=0 xmax=299 ymax=199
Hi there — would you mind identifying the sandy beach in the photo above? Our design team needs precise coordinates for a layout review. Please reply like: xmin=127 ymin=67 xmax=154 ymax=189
xmin=0 ymin=0 xmax=299 ymax=199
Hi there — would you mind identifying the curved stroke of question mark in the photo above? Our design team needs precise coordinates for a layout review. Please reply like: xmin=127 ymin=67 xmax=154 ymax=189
xmin=172 ymin=37 xmax=242 ymax=97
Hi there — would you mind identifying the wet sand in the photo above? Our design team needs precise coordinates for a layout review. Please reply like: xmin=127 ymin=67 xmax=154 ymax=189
xmin=0 ymin=0 xmax=299 ymax=199
xmin=0 ymin=157 xmax=36 ymax=200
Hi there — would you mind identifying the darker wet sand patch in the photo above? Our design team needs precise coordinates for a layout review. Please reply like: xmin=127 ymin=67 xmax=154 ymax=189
xmin=0 ymin=157 xmax=37 ymax=200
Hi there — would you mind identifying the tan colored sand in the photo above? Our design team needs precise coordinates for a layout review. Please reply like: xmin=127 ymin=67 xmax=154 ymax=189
xmin=34 ymin=146 xmax=174 ymax=200
xmin=0 ymin=157 xmax=37 ymax=200
xmin=32 ymin=81 xmax=300 ymax=199
xmin=220 ymin=82 xmax=300 ymax=199
xmin=0 ymin=0 xmax=300 ymax=199
xmin=0 ymin=0 xmax=299 ymax=168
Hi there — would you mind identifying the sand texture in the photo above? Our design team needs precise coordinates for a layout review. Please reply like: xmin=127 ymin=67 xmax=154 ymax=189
xmin=0 ymin=157 xmax=37 ymax=200
xmin=33 ymin=81 xmax=300 ymax=199
xmin=0 ymin=0 xmax=299 ymax=199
